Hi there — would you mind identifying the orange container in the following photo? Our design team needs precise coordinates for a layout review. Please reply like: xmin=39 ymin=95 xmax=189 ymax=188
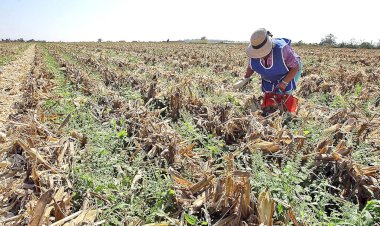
xmin=261 ymin=93 xmax=298 ymax=113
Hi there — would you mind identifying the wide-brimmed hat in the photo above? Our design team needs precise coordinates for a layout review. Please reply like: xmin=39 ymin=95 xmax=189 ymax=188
xmin=246 ymin=28 xmax=273 ymax=59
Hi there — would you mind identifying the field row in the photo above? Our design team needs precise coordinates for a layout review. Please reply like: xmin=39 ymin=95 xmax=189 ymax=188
xmin=1 ymin=42 xmax=379 ymax=225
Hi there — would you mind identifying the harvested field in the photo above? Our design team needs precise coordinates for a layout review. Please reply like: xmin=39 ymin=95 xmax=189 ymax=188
xmin=0 ymin=42 xmax=379 ymax=225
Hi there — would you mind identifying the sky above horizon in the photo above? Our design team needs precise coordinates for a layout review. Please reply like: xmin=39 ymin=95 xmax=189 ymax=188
xmin=1 ymin=0 xmax=379 ymax=43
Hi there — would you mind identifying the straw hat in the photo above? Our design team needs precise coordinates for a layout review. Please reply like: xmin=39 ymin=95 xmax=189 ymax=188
xmin=246 ymin=28 xmax=273 ymax=59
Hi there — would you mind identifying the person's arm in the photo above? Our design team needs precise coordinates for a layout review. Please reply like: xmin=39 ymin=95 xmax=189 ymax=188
xmin=233 ymin=63 xmax=254 ymax=89
xmin=282 ymin=64 xmax=299 ymax=83
xmin=276 ymin=64 xmax=299 ymax=91
xmin=276 ymin=45 xmax=300 ymax=91
xmin=245 ymin=64 xmax=254 ymax=78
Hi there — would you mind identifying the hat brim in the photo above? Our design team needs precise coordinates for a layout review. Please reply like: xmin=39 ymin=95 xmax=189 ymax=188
xmin=246 ymin=36 xmax=273 ymax=59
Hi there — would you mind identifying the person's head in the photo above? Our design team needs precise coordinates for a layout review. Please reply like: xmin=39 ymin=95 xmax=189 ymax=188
xmin=246 ymin=28 xmax=273 ymax=59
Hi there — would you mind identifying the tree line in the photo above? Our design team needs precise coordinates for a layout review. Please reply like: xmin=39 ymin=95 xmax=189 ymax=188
xmin=2 ymin=35 xmax=380 ymax=49
xmin=295 ymin=34 xmax=380 ymax=49
xmin=0 ymin=38 xmax=46 ymax=43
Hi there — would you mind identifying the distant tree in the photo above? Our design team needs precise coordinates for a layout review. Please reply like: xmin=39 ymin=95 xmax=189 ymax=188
xmin=294 ymin=40 xmax=304 ymax=46
xmin=349 ymin=38 xmax=358 ymax=46
xmin=97 ymin=38 xmax=102 ymax=43
xmin=201 ymin=36 xmax=207 ymax=41
xmin=359 ymin=41 xmax=374 ymax=49
xmin=342 ymin=38 xmax=358 ymax=48
xmin=337 ymin=41 xmax=347 ymax=48
xmin=320 ymin=33 xmax=337 ymax=46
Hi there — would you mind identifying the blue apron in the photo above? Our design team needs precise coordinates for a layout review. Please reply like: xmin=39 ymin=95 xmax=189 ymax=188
xmin=250 ymin=38 xmax=297 ymax=93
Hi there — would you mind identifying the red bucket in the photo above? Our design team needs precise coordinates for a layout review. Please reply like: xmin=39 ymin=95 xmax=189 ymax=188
xmin=261 ymin=93 xmax=298 ymax=113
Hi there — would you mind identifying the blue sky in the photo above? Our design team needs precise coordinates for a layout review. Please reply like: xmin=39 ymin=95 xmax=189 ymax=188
xmin=1 ymin=0 xmax=379 ymax=43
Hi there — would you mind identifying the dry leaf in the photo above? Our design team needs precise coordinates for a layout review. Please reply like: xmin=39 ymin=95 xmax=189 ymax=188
xmin=324 ymin=124 xmax=341 ymax=133
xmin=250 ymin=141 xmax=280 ymax=153
xmin=17 ymin=139 xmax=58 ymax=173
xmin=0 ymin=161 xmax=11 ymax=168
xmin=29 ymin=189 xmax=54 ymax=226
xmin=169 ymin=169 xmax=193 ymax=187
xmin=258 ymin=190 xmax=274 ymax=226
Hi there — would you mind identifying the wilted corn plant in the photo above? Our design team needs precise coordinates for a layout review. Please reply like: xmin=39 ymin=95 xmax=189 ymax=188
xmin=1 ymin=41 xmax=379 ymax=225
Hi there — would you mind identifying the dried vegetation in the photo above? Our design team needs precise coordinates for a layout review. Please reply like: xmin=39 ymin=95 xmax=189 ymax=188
xmin=0 ymin=42 xmax=379 ymax=225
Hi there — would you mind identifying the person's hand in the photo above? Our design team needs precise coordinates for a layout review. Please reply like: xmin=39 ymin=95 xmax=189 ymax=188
xmin=233 ymin=77 xmax=251 ymax=89
xmin=275 ymin=81 xmax=288 ymax=92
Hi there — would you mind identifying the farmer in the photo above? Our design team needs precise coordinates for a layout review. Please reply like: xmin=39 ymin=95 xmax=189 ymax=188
xmin=234 ymin=28 xmax=302 ymax=114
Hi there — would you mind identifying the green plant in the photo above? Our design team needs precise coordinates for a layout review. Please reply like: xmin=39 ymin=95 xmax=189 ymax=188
xmin=354 ymin=83 xmax=363 ymax=97
xmin=42 ymin=46 xmax=181 ymax=224
xmin=31 ymin=42 xmax=380 ymax=225
xmin=242 ymin=151 xmax=362 ymax=224
xmin=173 ymin=111 xmax=226 ymax=158
xmin=183 ymin=213 xmax=208 ymax=226
xmin=359 ymin=199 xmax=380 ymax=225
xmin=332 ymin=94 xmax=346 ymax=108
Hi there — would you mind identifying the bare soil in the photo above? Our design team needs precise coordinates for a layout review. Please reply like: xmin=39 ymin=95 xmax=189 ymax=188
xmin=0 ymin=45 xmax=35 ymax=142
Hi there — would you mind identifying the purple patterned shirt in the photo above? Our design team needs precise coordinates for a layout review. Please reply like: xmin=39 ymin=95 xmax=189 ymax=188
xmin=256 ymin=45 xmax=300 ymax=69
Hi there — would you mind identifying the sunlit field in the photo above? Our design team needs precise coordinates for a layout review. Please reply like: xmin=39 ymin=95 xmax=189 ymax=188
xmin=1 ymin=42 xmax=380 ymax=225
